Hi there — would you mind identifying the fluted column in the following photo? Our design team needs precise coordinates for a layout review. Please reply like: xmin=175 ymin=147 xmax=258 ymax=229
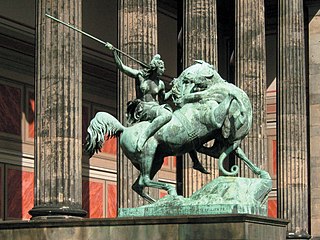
xmin=117 ymin=0 xmax=158 ymax=208
xmin=182 ymin=0 xmax=218 ymax=196
xmin=277 ymin=0 xmax=309 ymax=238
xmin=29 ymin=0 xmax=86 ymax=218
xmin=308 ymin=4 xmax=320 ymax=239
xmin=235 ymin=0 xmax=267 ymax=178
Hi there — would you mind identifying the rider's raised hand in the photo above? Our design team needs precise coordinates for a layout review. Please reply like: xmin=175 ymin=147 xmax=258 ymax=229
xmin=105 ymin=42 xmax=114 ymax=51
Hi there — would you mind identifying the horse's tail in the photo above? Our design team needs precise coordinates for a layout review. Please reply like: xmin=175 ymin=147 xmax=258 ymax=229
xmin=85 ymin=112 xmax=125 ymax=157
xmin=218 ymin=140 xmax=270 ymax=179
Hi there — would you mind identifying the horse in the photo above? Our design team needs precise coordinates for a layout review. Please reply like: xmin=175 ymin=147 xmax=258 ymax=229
xmin=85 ymin=61 xmax=268 ymax=203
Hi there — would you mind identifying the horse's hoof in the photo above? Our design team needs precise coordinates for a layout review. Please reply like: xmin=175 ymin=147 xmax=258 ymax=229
xmin=259 ymin=170 xmax=271 ymax=180
xmin=193 ymin=164 xmax=210 ymax=174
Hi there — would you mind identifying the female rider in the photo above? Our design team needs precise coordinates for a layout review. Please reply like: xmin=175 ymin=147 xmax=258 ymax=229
xmin=106 ymin=43 xmax=172 ymax=151
xmin=106 ymin=43 xmax=209 ymax=174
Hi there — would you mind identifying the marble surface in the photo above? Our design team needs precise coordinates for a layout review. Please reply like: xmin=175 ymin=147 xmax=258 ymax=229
xmin=82 ymin=179 xmax=104 ymax=218
xmin=107 ymin=184 xmax=117 ymax=218
xmin=101 ymin=138 xmax=117 ymax=155
xmin=272 ymin=140 xmax=277 ymax=176
xmin=268 ymin=199 xmax=277 ymax=218
xmin=163 ymin=156 xmax=169 ymax=166
xmin=27 ymin=91 xmax=35 ymax=138
xmin=0 ymin=84 xmax=21 ymax=135
xmin=159 ymin=191 xmax=167 ymax=199
xmin=7 ymin=168 xmax=34 ymax=219
xmin=163 ymin=156 xmax=176 ymax=168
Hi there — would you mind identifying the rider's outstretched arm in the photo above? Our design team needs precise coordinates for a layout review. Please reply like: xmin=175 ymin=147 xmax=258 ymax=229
xmin=106 ymin=43 xmax=140 ymax=78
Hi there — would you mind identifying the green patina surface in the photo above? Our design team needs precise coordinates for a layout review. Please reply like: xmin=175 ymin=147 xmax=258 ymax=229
xmin=118 ymin=176 xmax=272 ymax=217
xmin=86 ymin=61 xmax=270 ymax=203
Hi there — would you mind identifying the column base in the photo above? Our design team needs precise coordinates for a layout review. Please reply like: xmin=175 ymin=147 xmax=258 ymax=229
xmin=29 ymin=205 xmax=87 ymax=219
xmin=287 ymin=231 xmax=311 ymax=239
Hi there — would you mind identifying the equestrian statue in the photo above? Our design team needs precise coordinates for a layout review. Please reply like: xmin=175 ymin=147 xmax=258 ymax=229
xmin=85 ymin=57 xmax=269 ymax=203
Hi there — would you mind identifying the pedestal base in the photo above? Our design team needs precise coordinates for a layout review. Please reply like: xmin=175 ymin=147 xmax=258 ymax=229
xmin=0 ymin=215 xmax=288 ymax=240
xmin=287 ymin=231 xmax=311 ymax=239
xmin=119 ymin=176 xmax=272 ymax=217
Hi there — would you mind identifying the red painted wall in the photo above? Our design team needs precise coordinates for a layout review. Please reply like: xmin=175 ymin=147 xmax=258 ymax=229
xmin=107 ymin=183 xmax=117 ymax=218
xmin=7 ymin=169 xmax=34 ymax=219
xmin=82 ymin=179 xmax=104 ymax=218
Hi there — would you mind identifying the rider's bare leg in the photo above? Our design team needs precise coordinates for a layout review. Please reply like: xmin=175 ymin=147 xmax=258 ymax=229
xmin=188 ymin=150 xmax=210 ymax=174
xmin=137 ymin=109 xmax=172 ymax=151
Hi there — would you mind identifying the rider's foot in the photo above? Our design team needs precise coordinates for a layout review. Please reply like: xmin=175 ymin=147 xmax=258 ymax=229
xmin=193 ymin=162 xmax=210 ymax=174
xmin=137 ymin=134 xmax=148 ymax=152
xmin=167 ymin=187 xmax=178 ymax=196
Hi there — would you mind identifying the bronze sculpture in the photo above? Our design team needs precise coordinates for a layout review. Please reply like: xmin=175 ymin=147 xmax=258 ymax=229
xmin=106 ymin=43 xmax=209 ymax=174
xmin=86 ymin=60 xmax=268 ymax=203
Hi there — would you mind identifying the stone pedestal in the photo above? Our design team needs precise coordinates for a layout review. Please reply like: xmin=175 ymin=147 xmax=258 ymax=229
xmin=119 ymin=176 xmax=272 ymax=217
xmin=0 ymin=215 xmax=289 ymax=240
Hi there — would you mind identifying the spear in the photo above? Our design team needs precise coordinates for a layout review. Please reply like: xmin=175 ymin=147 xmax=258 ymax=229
xmin=45 ymin=13 xmax=149 ymax=68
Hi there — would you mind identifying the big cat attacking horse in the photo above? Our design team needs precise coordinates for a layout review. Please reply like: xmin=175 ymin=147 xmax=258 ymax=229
xmin=85 ymin=60 xmax=269 ymax=203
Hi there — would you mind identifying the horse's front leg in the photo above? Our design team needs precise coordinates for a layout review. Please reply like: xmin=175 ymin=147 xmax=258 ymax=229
xmin=189 ymin=150 xmax=210 ymax=174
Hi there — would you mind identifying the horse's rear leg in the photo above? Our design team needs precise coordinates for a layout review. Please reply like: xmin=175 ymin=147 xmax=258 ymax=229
xmin=132 ymin=175 xmax=156 ymax=203
xmin=141 ymin=175 xmax=177 ymax=196
xmin=140 ymin=156 xmax=177 ymax=196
